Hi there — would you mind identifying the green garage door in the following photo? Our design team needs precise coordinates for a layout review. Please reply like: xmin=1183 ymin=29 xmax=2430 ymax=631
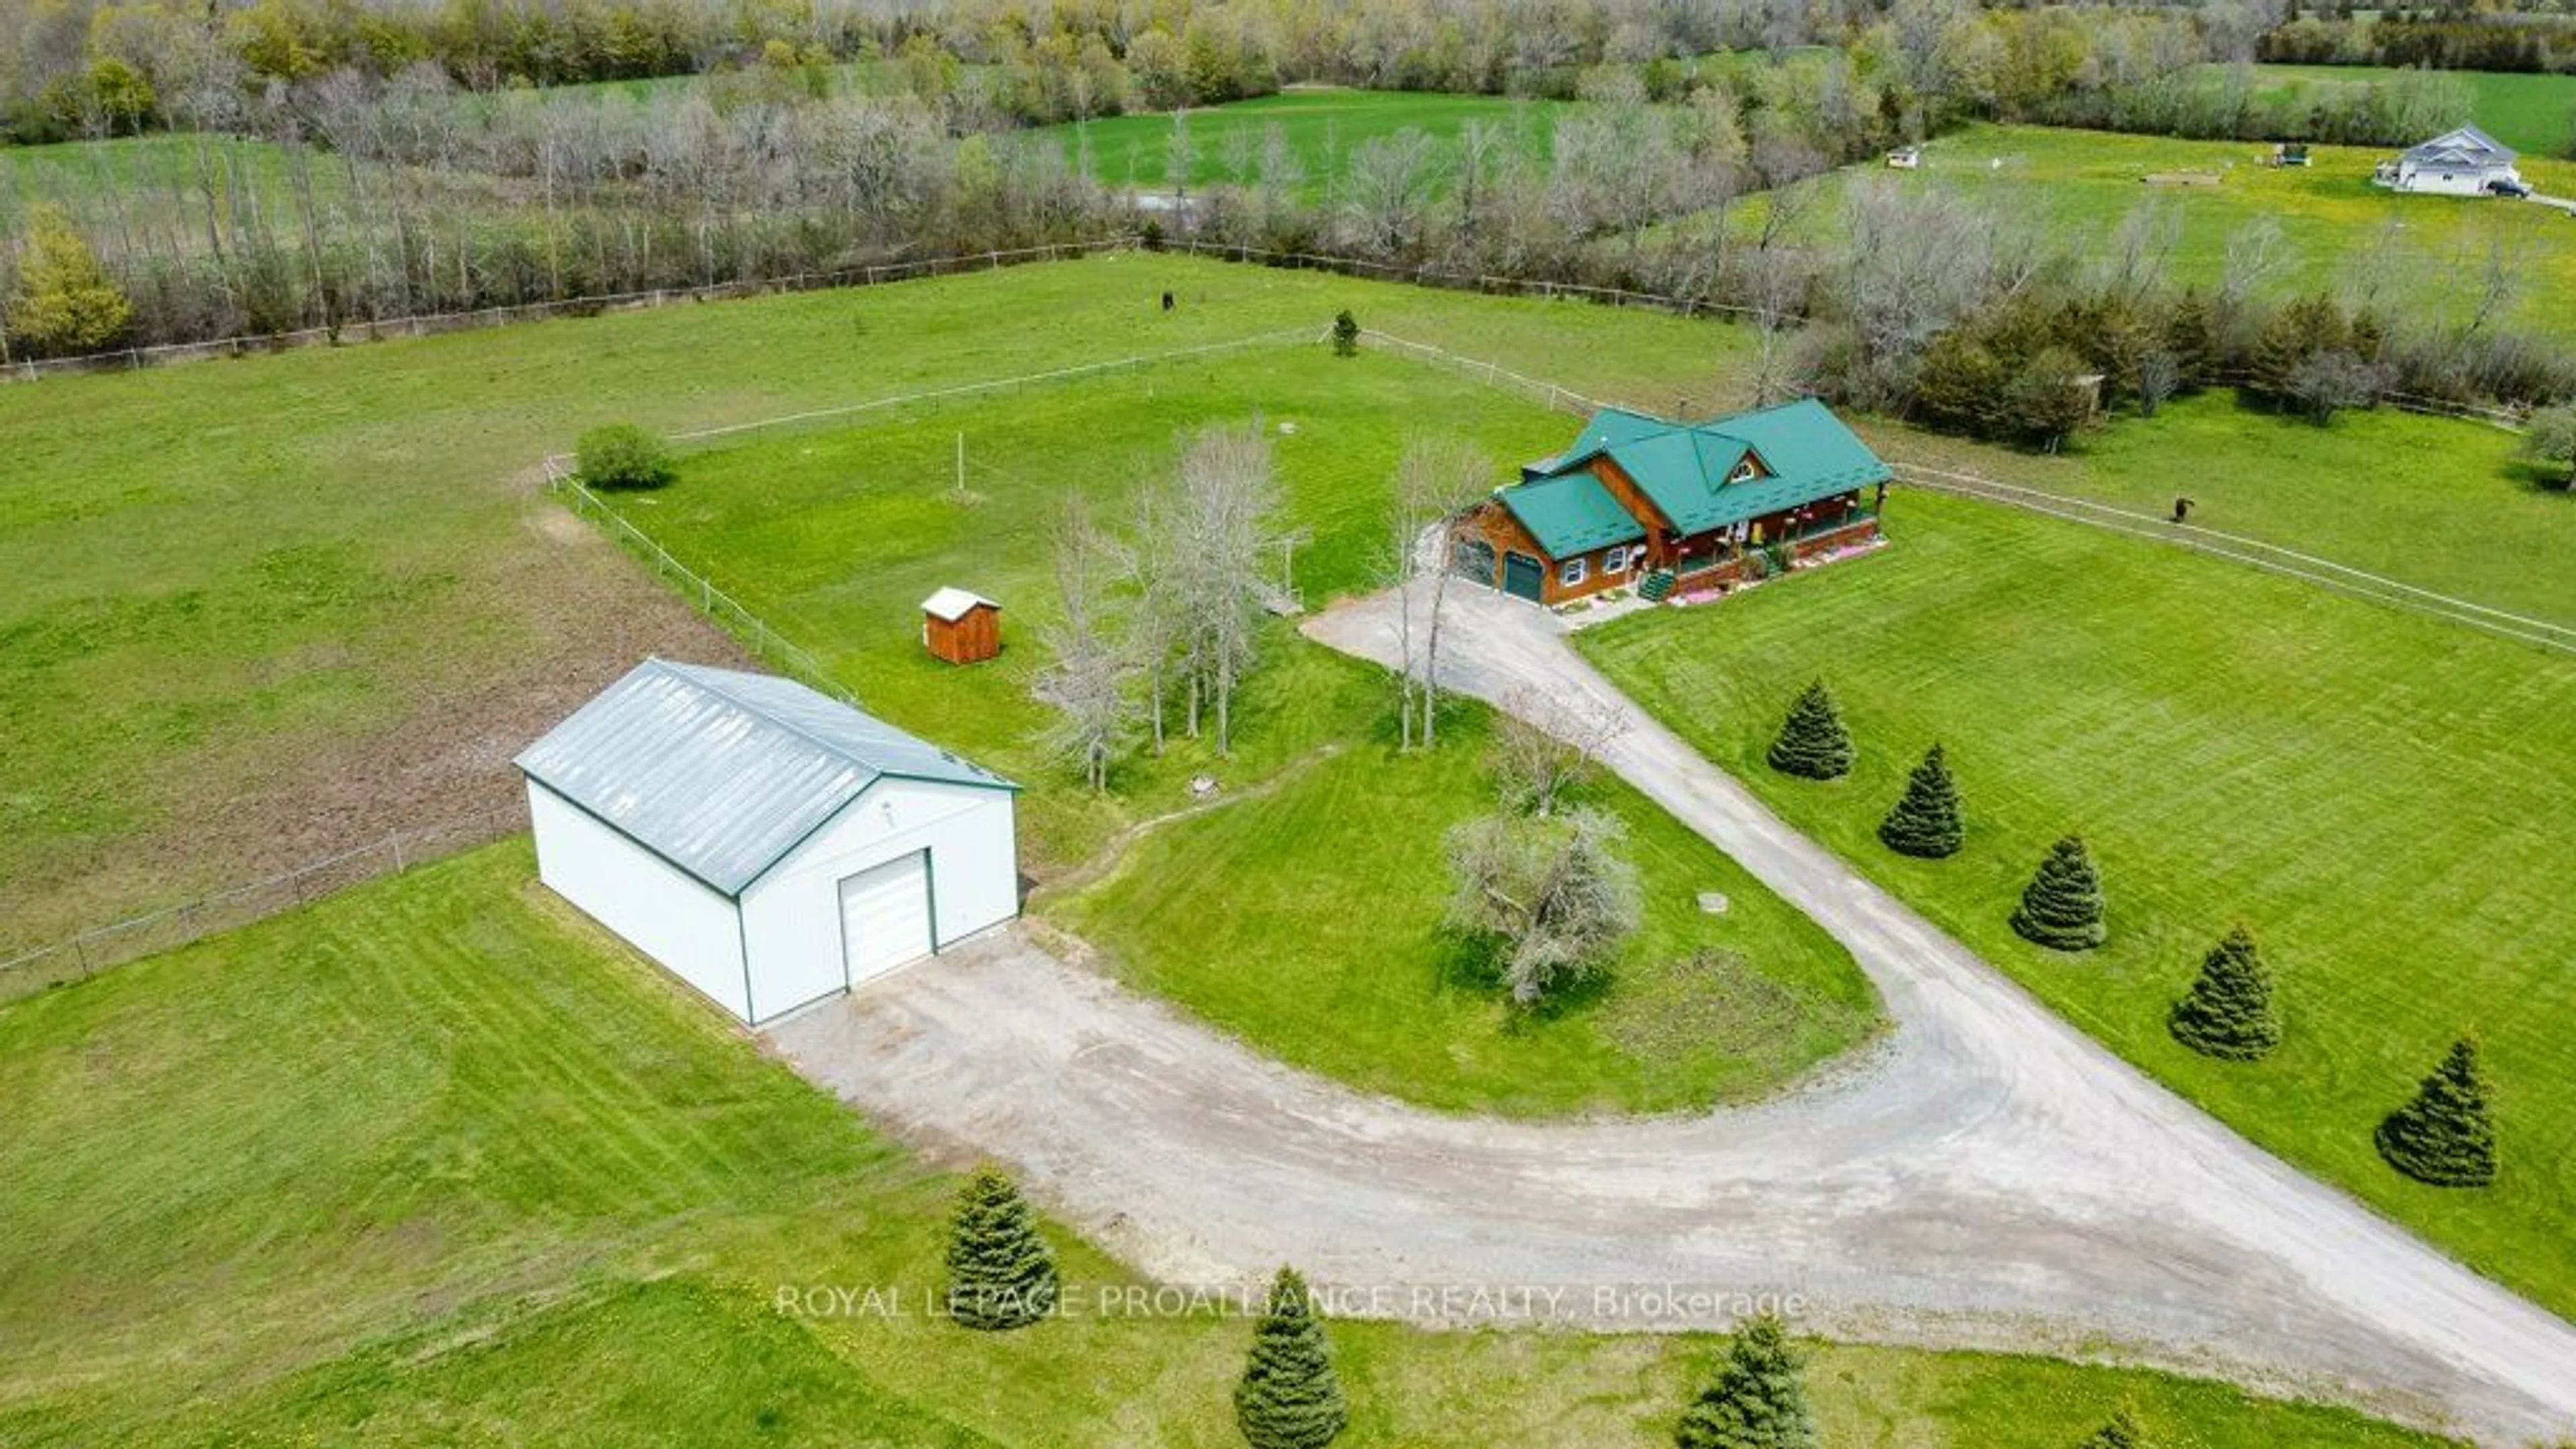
xmin=1502 ymin=551 xmax=1546 ymax=602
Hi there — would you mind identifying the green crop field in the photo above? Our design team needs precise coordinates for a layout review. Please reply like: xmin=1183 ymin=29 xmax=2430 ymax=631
xmin=2229 ymin=64 xmax=2576 ymax=157
xmin=614 ymin=341 xmax=1880 ymax=1115
xmin=0 ymin=841 xmax=2457 ymax=1447
xmin=1580 ymin=489 xmax=2576 ymax=1321
xmin=1042 ymin=87 xmax=1565 ymax=195
xmin=1752 ymin=123 xmax=2576 ymax=334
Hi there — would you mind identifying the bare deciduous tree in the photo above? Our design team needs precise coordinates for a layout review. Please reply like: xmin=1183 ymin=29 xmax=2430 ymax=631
xmin=1032 ymin=495 xmax=1137 ymax=793
xmin=1383 ymin=437 xmax=1492 ymax=750
xmin=1491 ymin=684 xmax=1629 ymax=816
xmin=1445 ymin=807 xmax=1643 ymax=1008
xmin=1164 ymin=422 xmax=1289 ymax=757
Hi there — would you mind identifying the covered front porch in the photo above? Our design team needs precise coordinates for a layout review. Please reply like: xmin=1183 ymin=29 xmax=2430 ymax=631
xmin=1646 ymin=492 xmax=1880 ymax=596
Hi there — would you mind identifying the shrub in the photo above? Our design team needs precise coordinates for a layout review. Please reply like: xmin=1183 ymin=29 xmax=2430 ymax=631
xmin=5 ymin=203 xmax=132 ymax=358
xmin=2010 ymin=835 xmax=2106 ymax=951
xmin=1331 ymin=309 xmax=1360 ymax=357
xmin=2525 ymin=404 xmax=2576 ymax=490
xmin=1234 ymin=1267 xmax=1347 ymax=1449
xmin=1877 ymin=743 xmax=1963 ymax=858
xmin=943 ymin=1165 xmax=1059 ymax=1330
xmin=1674 ymin=1312 xmax=1817 ymax=1449
xmin=1766 ymin=680 xmax=1854 ymax=780
xmin=2376 ymin=1037 xmax=2498 ymax=1187
xmin=575 ymin=423 xmax=676 ymax=490
xmin=2168 ymin=926 xmax=2282 ymax=1061
xmin=2074 ymin=1405 xmax=2153 ymax=1448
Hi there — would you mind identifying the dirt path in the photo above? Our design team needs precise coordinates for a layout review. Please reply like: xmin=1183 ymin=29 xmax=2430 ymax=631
xmin=768 ymin=584 xmax=2576 ymax=1446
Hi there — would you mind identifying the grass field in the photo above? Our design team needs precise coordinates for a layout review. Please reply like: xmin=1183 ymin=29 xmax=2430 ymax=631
xmin=1057 ymin=698 xmax=1880 ymax=1116
xmin=1757 ymin=123 xmax=2576 ymax=333
xmin=0 ymin=252 xmax=1758 ymax=963
xmin=1870 ymin=387 xmax=2576 ymax=627
xmin=619 ymin=342 xmax=1879 ymax=1114
xmin=2229 ymin=64 xmax=2576 ymax=157
xmin=0 ymin=841 xmax=2459 ymax=1446
xmin=1042 ymin=87 xmax=1564 ymax=196
xmin=1578 ymin=489 xmax=2576 ymax=1322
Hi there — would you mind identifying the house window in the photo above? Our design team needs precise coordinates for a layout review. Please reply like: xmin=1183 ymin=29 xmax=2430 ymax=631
xmin=1602 ymin=546 xmax=1629 ymax=576
xmin=1728 ymin=459 xmax=1759 ymax=484
xmin=1560 ymin=557 xmax=1588 ymax=588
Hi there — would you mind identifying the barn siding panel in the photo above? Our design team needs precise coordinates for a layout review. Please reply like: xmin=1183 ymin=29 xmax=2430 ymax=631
xmin=527 ymin=780 xmax=750 ymax=1021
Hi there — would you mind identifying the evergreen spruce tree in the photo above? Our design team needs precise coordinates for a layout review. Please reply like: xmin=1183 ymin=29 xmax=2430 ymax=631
xmin=1330 ymin=309 xmax=1360 ymax=357
xmin=2375 ymin=1037 xmax=2498 ymax=1187
xmin=1877 ymin=743 xmax=1964 ymax=858
xmin=2167 ymin=925 xmax=2282 ymax=1061
xmin=2074 ymin=1405 xmax=2152 ymax=1449
xmin=2010 ymin=835 xmax=2107 ymax=951
xmin=1234 ymin=1267 xmax=1347 ymax=1449
xmin=2163 ymin=288 xmax=2216 ymax=391
xmin=1766 ymin=680 xmax=1854 ymax=780
xmin=1675 ymin=1312 xmax=1817 ymax=1449
xmin=943 ymin=1165 xmax=1059 ymax=1330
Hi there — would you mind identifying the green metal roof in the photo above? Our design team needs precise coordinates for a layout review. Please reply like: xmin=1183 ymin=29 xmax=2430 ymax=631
xmin=1497 ymin=472 xmax=1646 ymax=557
xmin=1520 ymin=398 xmax=1889 ymax=541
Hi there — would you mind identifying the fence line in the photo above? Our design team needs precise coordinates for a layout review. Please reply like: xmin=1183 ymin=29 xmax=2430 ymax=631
xmin=1358 ymin=324 xmax=2573 ymax=651
xmin=1890 ymin=464 xmax=2576 ymax=655
xmin=0 ymin=802 xmax=527 ymax=997
xmin=547 ymin=461 xmax=865 ymax=708
xmin=1356 ymin=329 xmax=1609 ymax=418
xmin=660 ymin=326 xmax=1323 ymax=446
xmin=1175 ymin=237 xmax=1776 ymax=322
xmin=1 ymin=239 xmax=1128 ymax=384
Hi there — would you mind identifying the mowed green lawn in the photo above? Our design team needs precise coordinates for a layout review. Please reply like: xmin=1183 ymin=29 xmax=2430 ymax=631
xmin=2228 ymin=64 xmax=2576 ymax=157
xmin=1579 ymin=490 xmax=2576 ymax=1320
xmin=1044 ymin=87 xmax=1564 ymax=196
xmin=1869 ymin=387 xmax=2576 ymax=627
xmin=1058 ymin=702 xmax=1880 ymax=1116
xmin=0 ymin=841 xmax=2457 ymax=1448
xmin=617 ymin=345 xmax=1878 ymax=1114
xmin=1752 ymin=123 xmax=2576 ymax=333
xmin=0 ymin=250 xmax=1762 ymax=963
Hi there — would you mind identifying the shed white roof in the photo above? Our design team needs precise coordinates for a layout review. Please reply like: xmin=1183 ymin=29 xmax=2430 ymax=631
xmin=921 ymin=587 xmax=999 ymax=622
xmin=515 ymin=659 xmax=1015 ymax=897
xmin=2403 ymin=124 xmax=2516 ymax=168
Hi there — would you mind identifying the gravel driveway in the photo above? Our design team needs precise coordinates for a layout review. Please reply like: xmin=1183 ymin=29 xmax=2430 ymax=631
xmin=768 ymin=582 xmax=2576 ymax=1445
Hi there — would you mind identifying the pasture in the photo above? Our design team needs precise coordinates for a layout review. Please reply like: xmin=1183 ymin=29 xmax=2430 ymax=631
xmin=1580 ymin=488 xmax=2576 ymax=1322
xmin=619 ymin=341 xmax=1880 ymax=1114
xmin=0 ymin=840 xmax=2456 ymax=1448
xmin=0 ymin=251 xmax=1760 ymax=968
xmin=1041 ymin=87 xmax=1564 ymax=196
xmin=1758 ymin=123 xmax=2576 ymax=334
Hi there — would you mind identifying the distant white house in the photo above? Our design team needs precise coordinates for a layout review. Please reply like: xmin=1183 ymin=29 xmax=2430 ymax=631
xmin=2377 ymin=125 xmax=2526 ymax=197
xmin=517 ymin=659 xmax=1021 ymax=1026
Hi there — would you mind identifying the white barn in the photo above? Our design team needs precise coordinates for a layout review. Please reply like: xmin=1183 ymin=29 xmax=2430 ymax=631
xmin=2381 ymin=125 xmax=2524 ymax=197
xmin=516 ymin=658 xmax=1021 ymax=1026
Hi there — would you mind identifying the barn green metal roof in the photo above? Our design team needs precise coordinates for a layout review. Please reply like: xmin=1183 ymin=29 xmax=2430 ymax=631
xmin=1498 ymin=472 xmax=1647 ymax=557
xmin=1517 ymin=398 xmax=1890 ymax=544
xmin=515 ymin=659 xmax=1016 ymax=898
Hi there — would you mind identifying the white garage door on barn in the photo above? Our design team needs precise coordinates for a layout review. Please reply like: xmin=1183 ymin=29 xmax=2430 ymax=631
xmin=516 ymin=657 xmax=1021 ymax=1026
xmin=840 ymin=851 xmax=934 ymax=984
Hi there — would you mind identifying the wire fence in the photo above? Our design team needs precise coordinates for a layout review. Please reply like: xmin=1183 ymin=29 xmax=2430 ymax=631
xmin=1 ymin=239 xmax=1127 ymax=384
xmin=1890 ymin=462 xmax=2576 ymax=655
xmin=1171 ymin=237 xmax=1776 ymax=321
xmin=0 ymin=802 xmax=527 ymax=1000
xmin=1360 ymin=324 xmax=2575 ymax=651
xmin=547 ymin=460 xmax=864 ymax=709
xmin=1356 ymin=328 xmax=1608 ymax=418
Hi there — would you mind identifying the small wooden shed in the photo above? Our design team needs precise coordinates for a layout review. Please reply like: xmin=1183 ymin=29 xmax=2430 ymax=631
xmin=921 ymin=588 xmax=1002 ymax=665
